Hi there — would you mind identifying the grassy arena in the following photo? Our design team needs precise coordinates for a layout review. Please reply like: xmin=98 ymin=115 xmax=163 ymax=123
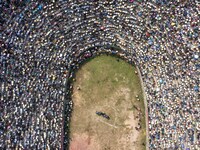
xmin=69 ymin=55 xmax=146 ymax=150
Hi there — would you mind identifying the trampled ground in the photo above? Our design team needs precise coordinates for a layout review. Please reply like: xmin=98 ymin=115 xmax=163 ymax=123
xmin=69 ymin=55 xmax=146 ymax=150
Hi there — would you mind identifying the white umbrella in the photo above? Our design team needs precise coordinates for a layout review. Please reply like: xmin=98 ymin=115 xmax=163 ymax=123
xmin=194 ymin=54 xmax=198 ymax=59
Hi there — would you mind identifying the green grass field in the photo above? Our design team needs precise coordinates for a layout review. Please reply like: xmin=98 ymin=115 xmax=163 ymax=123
xmin=69 ymin=55 xmax=146 ymax=150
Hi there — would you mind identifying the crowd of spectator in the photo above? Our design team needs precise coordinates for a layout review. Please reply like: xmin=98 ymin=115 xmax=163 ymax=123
xmin=0 ymin=0 xmax=199 ymax=149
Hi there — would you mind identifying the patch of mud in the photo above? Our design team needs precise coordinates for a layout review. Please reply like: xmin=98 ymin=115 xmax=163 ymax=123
xmin=72 ymin=91 xmax=84 ymax=107
xmin=69 ymin=133 xmax=100 ymax=150
xmin=118 ymin=87 xmax=131 ymax=101
xmin=82 ymin=70 xmax=91 ymax=81
xmin=125 ymin=111 xmax=140 ymax=143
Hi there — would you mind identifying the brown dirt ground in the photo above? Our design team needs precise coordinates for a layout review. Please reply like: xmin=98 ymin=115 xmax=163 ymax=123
xmin=69 ymin=56 xmax=146 ymax=150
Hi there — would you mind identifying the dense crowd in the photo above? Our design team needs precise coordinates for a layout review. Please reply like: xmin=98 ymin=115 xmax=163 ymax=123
xmin=0 ymin=0 xmax=199 ymax=149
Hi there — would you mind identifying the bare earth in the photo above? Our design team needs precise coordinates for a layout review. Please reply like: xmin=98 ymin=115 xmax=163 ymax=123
xmin=69 ymin=55 xmax=146 ymax=150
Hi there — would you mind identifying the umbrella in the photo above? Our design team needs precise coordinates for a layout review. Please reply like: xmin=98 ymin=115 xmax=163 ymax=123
xmin=194 ymin=54 xmax=199 ymax=59
xmin=194 ymin=86 xmax=199 ymax=92
xmin=159 ymin=79 xmax=163 ymax=84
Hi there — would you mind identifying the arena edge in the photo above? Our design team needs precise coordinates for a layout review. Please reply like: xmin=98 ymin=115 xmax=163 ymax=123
xmin=61 ymin=45 xmax=149 ymax=150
